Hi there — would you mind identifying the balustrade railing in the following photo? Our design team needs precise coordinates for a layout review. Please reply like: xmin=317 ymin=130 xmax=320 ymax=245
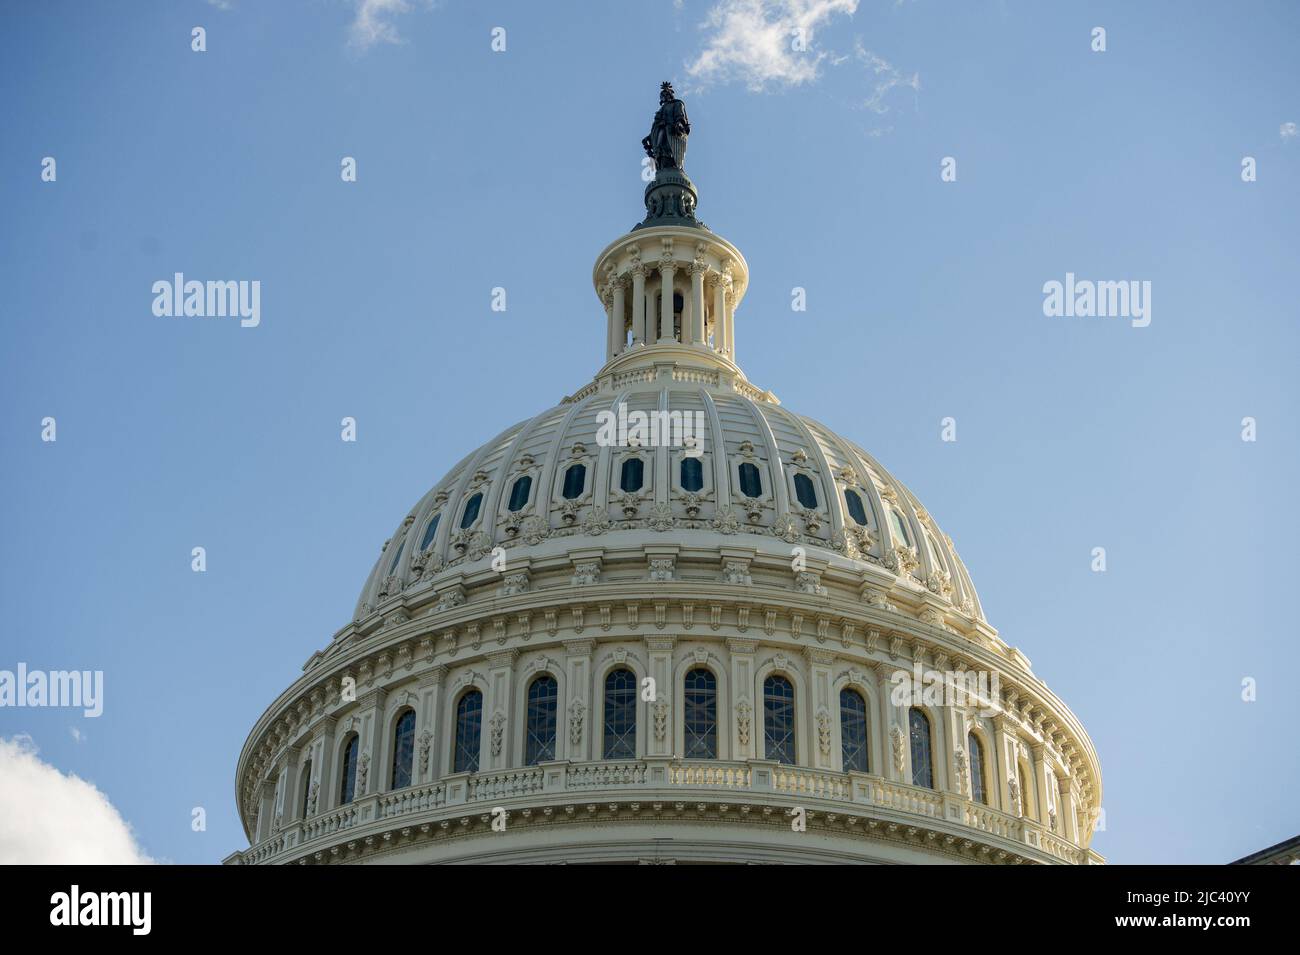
xmin=247 ymin=760 xmax=1085 ymax=863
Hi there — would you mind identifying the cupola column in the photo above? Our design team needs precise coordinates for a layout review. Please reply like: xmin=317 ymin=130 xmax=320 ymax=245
xmin=689 ymin=259 xmax=707 ymax=345
xmin=603 ymin=287 xmax=617 ymax=361
xmin=712 ymin=274 xmax=728 ymax=354
xmin=631 ymin=264 xmax=647 ymax=347
xmin=611 ymin=277 xmax=627 ymax=357
xmin=658 ymin=257 xmax=677 ymax=342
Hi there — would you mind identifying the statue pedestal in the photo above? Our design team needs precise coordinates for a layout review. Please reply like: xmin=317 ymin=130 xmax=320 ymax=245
xmin=636 ymin=168 xmax=707 ymax=231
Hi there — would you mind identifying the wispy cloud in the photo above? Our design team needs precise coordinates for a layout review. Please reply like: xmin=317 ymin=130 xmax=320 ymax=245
xmin=0 ymin=735 xmax=152 ymax=864
xmin=686 ymin=0 xmax=860 ymax=91
xmin=853 ymin=40 xmax=919 ymax=114
xmin=1282 ymin=121 xmax=1298 ymax=142
xmin=349 ymin=0 xmax=426 ymax=51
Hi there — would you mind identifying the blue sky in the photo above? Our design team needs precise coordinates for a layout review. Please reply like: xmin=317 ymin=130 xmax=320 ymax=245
xmin=1 ymin=0 xmax=1296 ymax=864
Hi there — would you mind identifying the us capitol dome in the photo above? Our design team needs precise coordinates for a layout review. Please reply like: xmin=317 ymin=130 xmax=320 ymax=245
xmin=227 ymin=84 xmax=1103 ymax=865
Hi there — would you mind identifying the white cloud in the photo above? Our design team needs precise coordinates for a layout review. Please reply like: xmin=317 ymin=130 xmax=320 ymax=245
xmin=206 ymin=0 xmax=234 ymax=10
xmin=0 ymin=735 xmax=152 ymax=864
xmin=1281 ymin=121 xmax=1298 ymax=142
xmin=686 ymin=0 xmax=860 ymax=90
xmin=69 ymin=726 xmax=84 ymax=743
xmin=349 ymin=0 xmax=419 ymax=51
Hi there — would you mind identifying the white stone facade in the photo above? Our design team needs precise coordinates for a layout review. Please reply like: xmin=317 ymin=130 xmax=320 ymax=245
xmin=226 ymin=217 xmax=1104 ymax=866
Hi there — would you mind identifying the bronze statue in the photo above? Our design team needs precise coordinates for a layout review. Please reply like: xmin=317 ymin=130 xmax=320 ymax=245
xmin=642 ymin=81 xmax=690 ymax=170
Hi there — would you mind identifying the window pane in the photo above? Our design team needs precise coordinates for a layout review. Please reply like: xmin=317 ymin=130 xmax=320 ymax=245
xmin=387 ymin=539 xmax=404 ymax=574
xmin=620 ymin=458 xmax=644 ymax=493
xmin=508 ymin=475 xmax=532 ymax=512
xmin=419 ymin=513 xmax=440 ymax=551
xmin=844 ymin=490 xmax=868 ymax=526
xmin=562 ymin=464 xmax=586 ymax=500
xmin=454 ymin=691 xmax=482 ymax=773
xmin=909 ymin=708 xmax=933 ymax=789
xmin=339 ymin=736 xmax=359 ymax=805
xmin=890 ymin=509 xmax=911 ymax=547
xmin=764 ymin=675 xmax=796 ymax=764
xmin=968 ymin=732 xmax=986 ymax=805
xmin=390 ymin=710 xmax=415 ymax=790
xmin=793 ymin=473 xmax=817 ymax=510
xmin=603 ymin=669 xmax=637 ymax=759
xmin=525 ymin=676 xmax=558 ymax=764
xmin=840 ymin=689 xmax=868 ymax=773
xmin=738 ymin=462 xmax=762 ymax=498
xmin=680 ymin=457 xmax=703 ymax=492
xmin=683 ymin=668 xmax=717 ymax=759
xmin=460 ymin=493 xmax=482 ymax=529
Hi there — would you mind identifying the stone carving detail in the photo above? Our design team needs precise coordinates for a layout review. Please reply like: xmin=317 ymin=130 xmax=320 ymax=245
xmin=722 ymin=560 xmax=752 ymax=586
xmin=568 ymin=699 xmax=586 ymax=746
xmin=926 ymin=568 xmax=954 ymax=599
xmin=378 ymin=574 xmax=402 ymax=598
xmin=918 ymin=606 xmax=945 ymax=628
xmin=953 ymin=748 xmax=968 ymax=796
xmin=862 ymin=586 xmax=894 ymax=612
xmin=420 ymin=552 xmax=445 ymax=580
xmin=680 ymin=491 xmax=705 ymax=519
xmin=436 ymin=585 xmax=466 ymax=612
xmin=816 ymin=707 xmax=831 ymax=758
xmin=647 ymin=502 xmax=675 ymax=531
xmin=306 ymin=781 xmax=319 ymax=816
xmin=502 ymin=572 xmax=530 ymax=597
xmin=572 ymin=561 xmax=601 ymax=586
xmin=653 ymin=700 xmax=670 ymax=743
xmin=796 ymin=506 xmax=826 ymax=534
xmin=711 ymin=506 xmax=741 ymax=535
xmin=648 ymin=557 xmax=675 ymax=582
xmin=771 ymin=513 xmax=800 ymax=543
xmin=418 ymin=730 xmax=432 ymax=777
xmin=615 ymin=490 xmax=641 ymax=520
xmin=490 ymin=712 xmax=506 ymax=758
xmin=891 ymin=726 xmax=906 ymax=775
xmin=884 ymin=544 xmax=919 ymax=576
xmin=794 ymin=570 xmax=826 ymax=595
xmin=582 ymin=506 xmax=612 ymax=536
xmin=520 ymin=514 xmax=549 ymax=544
xmin=382 ymin=608 xmax=410 ymax=630
xmin=736 ymin=699 xmax=752 ymax=747
xmin=739 ymin=496 xmax=764 ymax=523
xmin=1007 ymin=773 xmax=1022 ymax=816
xmin=356 ymin=751 xmax=371 ymax=795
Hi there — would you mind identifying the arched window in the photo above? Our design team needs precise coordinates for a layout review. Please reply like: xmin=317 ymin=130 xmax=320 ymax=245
xmin=459 ymin=493 xmax=482 ymax=529
xmin=525 ymin=675 xmax=558 ymax=765
xmin=793 ymin=473 xmax=818 ymax=510
xmin=683 ymin=668 xmax=717 ymax=759
xmin=764 ymin=675 xmax=796 ymax=764
xmin=680 ymin=457 xmax=703 ymax=492
xmin=453 ymin=690 xmax=482 ymax=773
xmin=620 ymin=458 xmax=644 ymax=493
xmin=390 ymin=710 xmax=415 ymax=790
xmin=387 ymin=539 xmax=404 ymax=575
xmin=840 ymin=689 xmax=868 ymax=773
xmin=339 ymin=734 xmax=359 ymax=806
xmin=738 ymin=462 xmax=762 ymax=498
xmin=844 ymin=489 xmax=869 ymax=526
xmin=889 ymin=508 xmax=912 ymax=547
xmin=507 ymin=475 xmax=532 ymax=512
xmin=419 ymin=513 xmax=440 ymax=551
xmin=909 ymin=708 xmax=933 ymax=789
xmin=299 ymin=760 xmax=313 ymax=818
xmin=562 ymin=464 xmax=586 ymax=500
xmin=968 ymin=732 xmax=987 ymax=805
xmin=602 ymin=668 xmax=637 ymax=759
